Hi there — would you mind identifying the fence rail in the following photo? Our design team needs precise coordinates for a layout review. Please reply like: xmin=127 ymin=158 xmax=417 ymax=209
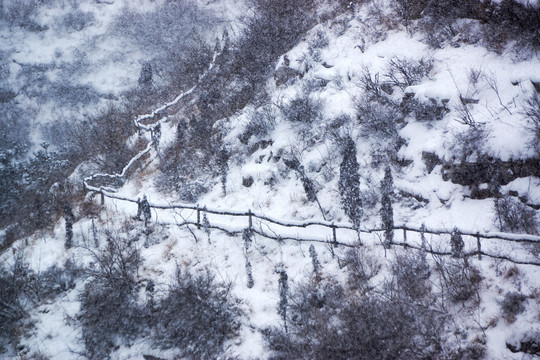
xmin=92 ymin=187 xmax=540 ymax=267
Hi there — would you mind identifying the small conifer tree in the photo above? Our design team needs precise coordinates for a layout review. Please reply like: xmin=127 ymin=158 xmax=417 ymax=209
xmin=450 ymin=227 xmax=464 ymax=258
xmin=245 ymin=258 xmax=254 ymax=289
xmin=309 ymin=244 xmax=320 ymax=278
xmin=138 ymin=62 xmax=153 ymax=86
xmin=217 ymin=148 xmax=229 ymax=196
xmin=151 ymin=123 xmax=161 ymax=150
xmin=277 ymin=265 xmax=289 ymax=333
xmin=301 ymin=175 xmax=316 ymax=202
xmin=140 ymin=195 xmax=151 ymax=228
xmin=380 ymin=166 xmax=394 ymax=248
xmin=338 ymin=137 xmax=363 ymax=229
xmin=64 ymin=204 xmax=74 ymax=249
xmin=176 ymin=120 xmax=188 ymax=144
xmin=202 ymin=212 xmax=211 ymax=244
xmin=243 ymin=228 xmax=254 ymax=288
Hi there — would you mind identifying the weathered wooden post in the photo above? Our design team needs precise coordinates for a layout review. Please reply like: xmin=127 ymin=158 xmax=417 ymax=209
xmin=248 ymin=209 xmax=253 ymax=232
xmin=100 ymin=187 xmax=104 ymax=205
xmin=196 ymin=204 xmax=201 ymax=229
xmin=403 ymin=228 xmax=407 ymax=245
xmin=476 ymin=232 xmax=482 ymax=260
xmin=420 ymin=223 xmax=427 ymax=251
xmin=332 ymin=223 xmax=337 ymax=248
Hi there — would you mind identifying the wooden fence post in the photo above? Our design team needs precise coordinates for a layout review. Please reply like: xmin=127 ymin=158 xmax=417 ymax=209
xmin=196 ymin=204 xmax=201 ymax=229
xmin=476 ymin=232 xmax=482 ymax=260
xmin=332 ymin=223 xmax=337 ymax=248
xmin=248 ymin=209 xmax=253 ymax=231
xmin=420 ymin=223 xmax=426 ymax=251
xmin=403 ymin=228 xmax=407 ymax=245
xmin=100 ymin=188 xmax=104 ymax=205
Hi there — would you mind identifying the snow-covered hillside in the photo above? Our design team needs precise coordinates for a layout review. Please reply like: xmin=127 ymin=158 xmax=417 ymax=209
xmin=1 ymin=0 xmax=540 ymax=359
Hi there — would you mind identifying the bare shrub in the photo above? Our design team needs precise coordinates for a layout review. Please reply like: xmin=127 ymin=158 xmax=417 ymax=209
xmin=112 ymin=0 xmax=216 ymax=90
xmin=401 ymin=95 xmax=448 ymax=121
xmin=355 ymin=95 xmax=401 ymax=140
xmin=282 ymin=94 xmax=323 ymax=124
xmin=240 ymin=104 xmax=277 ymax=144
xmin=235 ymin=0 xmax=316 ymax=86
xmin=391 ymin=250 xmax=431 ymax=300
xmin=78 ymin=231 xmax=143 ymax=358
xmin=177 ymin=180 xmax=210 ymax=203
xmin=521 ymin=93 xmax=540 ymax=154
xmin=392 ymin=0 xmax=428 ymax=26
xmin=448 ymin=126 xmax=488 ymax=162
xmin=343 ymin=247 xmax=381 ymax=290
xmin=0 ymin=102 xmax=31 ymax=161
xmin=434 ymin=257 xmax=482 ymax=303
xmin=1 ymin=0 xmax=39 ymax=28
xmin=500 ymin=292 xmax=527 ymax=322
xmin=62 ymin=9 xmax=94 ymax=32
xmin=61 ymin=104 xmax=136 ymax=173
xmin=386 ymin=56 xmax=433 ymax=90
xmin=151 ymin=268 xmax=243 ymax=359
xmin=0 ymin=257 xmax=30 ymax=353
xmin=0 ymin=257 xmax=80 ymax=353
xmin=483 ymin=0 xmax=540 ymax=53
xmin=263 ymin=275 xmax=448 ymax=360
xmin=156 ymin=116 xmax=218 ymax=201
xmin=358 ymin=66 xmax=389 ymax=101
xmin=494 ymin=195 xmax=539 ymax=235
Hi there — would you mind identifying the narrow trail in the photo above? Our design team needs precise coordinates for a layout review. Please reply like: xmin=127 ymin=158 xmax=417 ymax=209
xmin=83 ymin=50 xmax=221 ymax=194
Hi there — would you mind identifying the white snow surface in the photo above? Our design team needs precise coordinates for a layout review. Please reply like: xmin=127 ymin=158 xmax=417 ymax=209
xmin=2 ymin=0 xmax=540 ymax=359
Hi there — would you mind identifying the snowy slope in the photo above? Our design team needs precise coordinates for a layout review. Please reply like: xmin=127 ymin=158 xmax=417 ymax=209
xmin=1 ymin=0 xmax=540 ymax=359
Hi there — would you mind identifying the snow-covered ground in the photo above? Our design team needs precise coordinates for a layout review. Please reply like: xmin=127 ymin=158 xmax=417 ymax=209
xmin=1 ymin=0 xmax=540 ymax=359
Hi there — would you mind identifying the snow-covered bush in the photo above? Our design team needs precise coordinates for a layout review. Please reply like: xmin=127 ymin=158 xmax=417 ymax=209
xmin=500 ymin=292 xmax=527 ymax=323
xmin=62 ymin=9 xmax=94 ymax=32
xmin=240 ymin=105 xmax=277 ymax=144
xmin=385 ymin=56 xmax=433 ymax=90
xmin=0 ymin=0 xmax=39 ymax=29
xmin=434 ymin=256 xmax=482 ymax=303
xmin=0 ymin=258 xmax=30 ymax=353
xmin=401 ymin=94 xmax=448 ymax=122
xmin=391 ymin=250 xmax=431 ymax=301
xmin=78 ymin=232 xmax=143 ymax=358
xmin=151 ymin=268 xmax=243 ymax=359
xmin=235 ymin=0 xmax=316 ymax=87
xmin=0 ymin=257 xmax=80 ymax=354
xmin=494 ymin=195 xmax=539 ymax=235
xmin=264 ymin=273 xmax=451 ymax=359
xmin=355 ymin=68 xmax=402 ymax=142
xmin=343 ymin=247 xmax=381 ymax=290
xmin=282 ymin=94 xmax=323 ymax=124
xmin=448 ymin=126 xmax=488 ymax=162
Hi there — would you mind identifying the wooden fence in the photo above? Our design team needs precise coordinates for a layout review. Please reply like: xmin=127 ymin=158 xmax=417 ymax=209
xmin=93 ymin=189 xmax=540 ymax=267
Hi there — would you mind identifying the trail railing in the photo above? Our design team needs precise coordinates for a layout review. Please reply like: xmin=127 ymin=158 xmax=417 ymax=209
xmin=93 ymin=188 xmax=540 ymax=267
